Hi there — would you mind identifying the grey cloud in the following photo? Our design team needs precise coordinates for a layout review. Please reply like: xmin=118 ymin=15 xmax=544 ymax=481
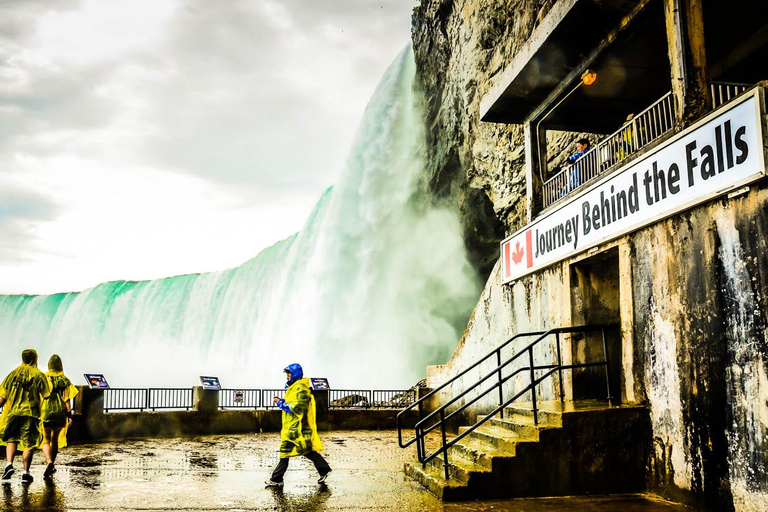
xmin=0 ymin=0 xmax=415 ymax=195
xmin=136 ymin=0 xmax=414 ymax=192
xmin=0 ymin=184 xmax=60 ymax=264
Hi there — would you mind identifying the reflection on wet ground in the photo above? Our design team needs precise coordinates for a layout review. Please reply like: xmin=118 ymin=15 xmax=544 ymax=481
xmin=0 ymin=431 xmax=693 ymax=511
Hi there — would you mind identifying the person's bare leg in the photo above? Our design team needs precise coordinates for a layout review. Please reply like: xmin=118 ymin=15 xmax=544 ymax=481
xmin=42 ymin=442 xmax=52 ymax=465
xmin=5 ymin=443 xmax=15 ymax=464
xmin=50 ymin=430 xmax=61 ymax=463
xmin=21 ymin=450 xmax=33 ymax=472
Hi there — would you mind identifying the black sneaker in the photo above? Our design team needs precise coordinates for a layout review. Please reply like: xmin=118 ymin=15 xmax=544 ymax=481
xmin=43 ymin=463 xmax=55 ymax=478
xmin=1 ymin=465 xmax=13 ymax=480
xmin=264 ymin=479 xmax=284 ymax=488
xmin=318 ymin=470 xmax=331 ymax=484
xmin=21 ymin=473 xmax=33 ymax=484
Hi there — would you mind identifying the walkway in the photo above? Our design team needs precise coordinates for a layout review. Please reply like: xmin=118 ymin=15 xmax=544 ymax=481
xmin=1 ymin=431 xmax=692 ymax=511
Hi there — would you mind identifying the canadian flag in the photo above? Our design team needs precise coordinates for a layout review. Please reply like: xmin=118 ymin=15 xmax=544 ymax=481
xmin=502 ymin=230 xmax=533 ymax=279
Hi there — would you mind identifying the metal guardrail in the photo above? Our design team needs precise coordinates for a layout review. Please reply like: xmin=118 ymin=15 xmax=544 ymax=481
xmin=261 ymin=389 xmax=286 ymax=409
xmin=218 ymin=389 xmax=262 ymax=409
xmin=104 ymin=388 xmax=193 ymax=412
xmin=328 ymin=389 xmax=417 ymax=409
xmin=711 ymin=82 xmax=750 ymax=109
xmin=543 ymin=92 xmax=675 ymax=208
xmin=100 ymin=387 xmax=415 ymax=412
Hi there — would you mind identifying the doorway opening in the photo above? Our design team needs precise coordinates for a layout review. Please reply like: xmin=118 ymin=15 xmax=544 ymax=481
xmin=570 ymin=247 xmax=622 ymax=402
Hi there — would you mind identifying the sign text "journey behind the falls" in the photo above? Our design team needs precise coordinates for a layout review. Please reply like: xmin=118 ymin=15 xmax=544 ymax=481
xmin=501 ymin=90 xmax=766 ymax=284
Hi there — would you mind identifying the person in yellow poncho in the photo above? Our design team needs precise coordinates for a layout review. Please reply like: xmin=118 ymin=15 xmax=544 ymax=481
xmin=41 ymin=354 xmax=79 ymax=479
xmin=265 ymin=363 xmax=331 ymax=487
xmin=0 ymin=349 xmax=51 ymax=484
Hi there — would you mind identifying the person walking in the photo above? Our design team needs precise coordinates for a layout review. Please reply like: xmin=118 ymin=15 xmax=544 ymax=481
xmin=0 ymin=349 xmax=51 ymax=484
xmin=40 ymin=354 xmax=79 ymax=479
xmin=265 ymin=363 xmax=331 ymax=487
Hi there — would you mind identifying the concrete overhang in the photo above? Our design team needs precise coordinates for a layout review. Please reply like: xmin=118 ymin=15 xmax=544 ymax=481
xmin=480 ymin=0 xmax=658 ymax=129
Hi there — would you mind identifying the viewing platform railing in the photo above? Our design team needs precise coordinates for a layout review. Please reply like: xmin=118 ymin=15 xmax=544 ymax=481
xmin=95 ymin=387 xmax=415 ymax=413
xmin=542 ymin=92 xmax=674 ymax=209
xmin=328 ymin=389 xmax=417 ymax=409
xmin=104 ymin=388 xmax=194 ymax=412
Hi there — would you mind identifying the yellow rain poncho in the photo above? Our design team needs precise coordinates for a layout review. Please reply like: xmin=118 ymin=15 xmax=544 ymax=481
xmin=0 ymin=349 xmax=51 ymax=450
xmin=41 ymin=354 xmax=79 ymax=448
xmin=278 ymin=377 xmax=323 ymax=458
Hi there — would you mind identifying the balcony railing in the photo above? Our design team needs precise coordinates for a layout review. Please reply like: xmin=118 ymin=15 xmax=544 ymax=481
xmin=543 ymin=92 xmax=675 ymax=208
xmin=711 ymin=82 xmax=751 ymax=109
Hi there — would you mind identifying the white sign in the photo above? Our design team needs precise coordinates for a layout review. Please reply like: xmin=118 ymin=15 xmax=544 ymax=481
xmin=501 ymin=90 xmax=766 ymax=284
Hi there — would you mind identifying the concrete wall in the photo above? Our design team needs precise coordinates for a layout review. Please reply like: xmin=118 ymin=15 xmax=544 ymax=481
xmin=426 ymin=181 xmax=768 ymax=511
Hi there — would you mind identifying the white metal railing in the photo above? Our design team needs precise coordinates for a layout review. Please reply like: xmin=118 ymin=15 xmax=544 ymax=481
xmin=711 ymin=82 xmax=750 ymax=109
xmin=542 ymin=92 xmax=675 ymax=208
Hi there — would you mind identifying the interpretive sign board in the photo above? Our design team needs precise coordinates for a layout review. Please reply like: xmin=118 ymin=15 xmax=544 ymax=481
xmin=501 ymin=89 xmax=766 ymax=284
xmin=310 ymin=378 xmax=330 ymax=390
xmin=200 ymin=376 xmax=222 ymax=390
xmin=85 ymin=374 xmax=110 ymax=389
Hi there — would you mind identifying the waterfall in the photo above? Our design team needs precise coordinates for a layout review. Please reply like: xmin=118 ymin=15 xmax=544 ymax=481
xmin=0 ymin=46 xmax=481 ymax=389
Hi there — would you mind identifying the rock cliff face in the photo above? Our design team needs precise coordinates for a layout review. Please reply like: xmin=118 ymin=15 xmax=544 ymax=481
xmin=411 ymin=0 xmax=560 ymax=276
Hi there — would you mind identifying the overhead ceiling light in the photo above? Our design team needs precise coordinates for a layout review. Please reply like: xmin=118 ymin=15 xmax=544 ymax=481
xmin=581 ymin=70 xmax=598 ymax=86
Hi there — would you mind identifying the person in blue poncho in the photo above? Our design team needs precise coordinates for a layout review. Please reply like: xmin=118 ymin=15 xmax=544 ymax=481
xmin=265 ymin=363 xmax=331 ymax=487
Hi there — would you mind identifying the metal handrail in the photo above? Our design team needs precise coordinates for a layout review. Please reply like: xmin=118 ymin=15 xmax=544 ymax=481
xmin=397 ymin=330 xmax=547 ymax=450
xmin=543 ymin=92 xmax=674 ymax=208
xmin=398 ymin=324 xmax=617 ymax=480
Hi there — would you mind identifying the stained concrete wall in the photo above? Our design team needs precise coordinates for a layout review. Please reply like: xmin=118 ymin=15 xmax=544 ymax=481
xmin=426 ymin=183 xmax=768 ymax=511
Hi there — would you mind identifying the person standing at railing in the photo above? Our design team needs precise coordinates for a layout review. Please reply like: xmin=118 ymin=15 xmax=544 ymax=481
xmin=40 ymin=354 xmax=78 ymax=479
xmin=265 ymin=363 xmax=331 ymax=488
xmin=0 ymin=349 xmax=51 ymax=484
xmin=613 ymin=114 xmax=635 ymax=163
xmin=564 ymin=138 xmax=591 ymax=194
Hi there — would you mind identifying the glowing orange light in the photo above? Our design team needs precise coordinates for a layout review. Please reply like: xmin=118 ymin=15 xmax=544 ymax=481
xmin=581 ymin=70 xmax=597 ymax=86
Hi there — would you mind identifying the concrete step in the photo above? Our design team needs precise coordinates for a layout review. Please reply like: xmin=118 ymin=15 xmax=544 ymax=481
xmin=403 ymin=461 xmax=471 ymax=501
xmin=459 ymin=424 xmax=536 ymax=453
xmin=450 ymin=438 xmax=517 ymax=470
xmin=487 ymin=415 xmax=557 ymax=441
xmin=503 ymin=404 xmax=564 ymax=427
xmin=424 ymin=451 xmax=492 ymax=485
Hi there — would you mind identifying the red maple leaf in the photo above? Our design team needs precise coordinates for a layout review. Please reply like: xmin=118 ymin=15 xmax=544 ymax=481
xmin=511 ymin=240 xmax=524 ymax=265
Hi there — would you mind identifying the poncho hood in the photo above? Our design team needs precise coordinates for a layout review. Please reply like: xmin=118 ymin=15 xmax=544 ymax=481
xmin=284 ymin=363 xmax=303 ymax=387
xmin=21 ymin=349 xmax=38 ymax=367
xmin=48 ymin=354 xmax=63 ymax=372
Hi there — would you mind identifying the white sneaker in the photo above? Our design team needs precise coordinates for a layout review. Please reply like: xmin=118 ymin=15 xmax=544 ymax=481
xmin=318 ymin=470 xmax=331 ymax=484
xmin=264 ymin=479 xmax=284 ymax=488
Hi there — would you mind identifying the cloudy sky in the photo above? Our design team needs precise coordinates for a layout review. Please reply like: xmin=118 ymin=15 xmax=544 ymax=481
xmin=0 ymin=0 xmax=416 ymax=295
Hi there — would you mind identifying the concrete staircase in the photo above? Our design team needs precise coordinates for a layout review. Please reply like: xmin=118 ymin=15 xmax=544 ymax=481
xmin=404 ymin=400 xmax=649 ymax=501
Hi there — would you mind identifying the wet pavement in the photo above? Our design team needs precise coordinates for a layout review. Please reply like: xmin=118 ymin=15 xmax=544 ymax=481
xmin=1 ymin=431 xmax=693 ymax=511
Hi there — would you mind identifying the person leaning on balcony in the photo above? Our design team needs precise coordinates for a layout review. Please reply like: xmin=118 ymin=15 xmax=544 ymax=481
xmin=264 ymin=363 xmax=331 ymax=488
xmin=565 ymin=138 xmax=591 ymax=193
xmin=40 ymin=354 xmax=79 ymax=479
xmin=0 ymin=349 xmax=51 ymax=484
xmin=613 ymin=113 xmax=635 ymax=163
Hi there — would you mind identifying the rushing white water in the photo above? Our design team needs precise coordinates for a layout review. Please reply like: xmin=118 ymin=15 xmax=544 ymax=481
xmin=0 ymin=46 xmax=481 ymax=389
